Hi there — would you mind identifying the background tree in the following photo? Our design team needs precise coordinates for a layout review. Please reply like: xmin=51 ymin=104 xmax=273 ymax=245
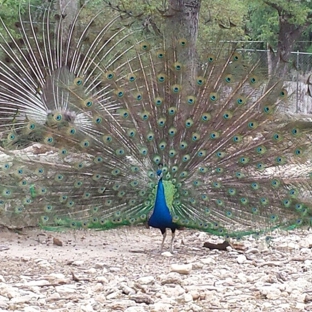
xmin=107 ymin=0 xmax=312 ymax=75
xmin=246 ymin=0 xmax=312 ymax=76
xmin=2 ymin=0 xmax=312 ymax=77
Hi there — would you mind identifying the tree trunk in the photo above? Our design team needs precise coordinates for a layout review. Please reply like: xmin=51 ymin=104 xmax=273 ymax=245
xmin=273 ymin=17 xmax=306 ymax=78
xmin=53 ymin=0 xmax=80 ymax=67
xmin=167 ymin=0 xmax=202 ymax=82
xmin=56 ymin=0 xmax=80 ymax=35
xmin=56 ymin=0 xmax=80 ymax=21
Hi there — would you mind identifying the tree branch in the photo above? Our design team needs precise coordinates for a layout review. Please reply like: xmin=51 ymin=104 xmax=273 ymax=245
xmin=263 ymin=1 xmax=282 ymax=15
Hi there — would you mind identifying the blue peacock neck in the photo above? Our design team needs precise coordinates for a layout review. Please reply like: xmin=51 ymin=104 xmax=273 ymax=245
xmin=148 ymin=168 xmax=176 ymax=230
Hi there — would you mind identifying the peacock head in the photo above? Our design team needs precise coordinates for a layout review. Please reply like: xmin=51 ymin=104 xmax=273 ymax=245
xmin=63 ymin=110 xmax=77 ymax=122
xmin=157 ymin=163 xmax=163 ymax=180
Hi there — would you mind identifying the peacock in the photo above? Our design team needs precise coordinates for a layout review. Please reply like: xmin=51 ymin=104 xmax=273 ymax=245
xmin=0 ymin=0 xmax=311 ymax=252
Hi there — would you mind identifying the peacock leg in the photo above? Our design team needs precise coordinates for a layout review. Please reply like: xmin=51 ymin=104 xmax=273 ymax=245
xmin=170 ymin=229 xmax=176 ymax=253
xmin=160 ymin=229 xmax=166 ymax=251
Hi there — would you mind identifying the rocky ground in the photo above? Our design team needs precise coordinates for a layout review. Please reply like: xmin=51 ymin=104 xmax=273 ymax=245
xmin=0 ymin=227 xmax=311 ymax=312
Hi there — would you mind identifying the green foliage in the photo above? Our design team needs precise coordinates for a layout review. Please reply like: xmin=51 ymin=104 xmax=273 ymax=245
xmin=197 ymin=0 xmax=248 ymax=54
xmin=3 ymin=0 xmax=311 ymax=54
xmin=0 ymin=0 xmax=42 ymax=38
xmin=246 ymin=0 xmax=312 ymax=51
xmin=246 ymin=3 xmax=279 ymax=47
xmin=102 ymin=0 xmax=249 ymax=54
xmin=104 ymin=0 xmax=312 ymax=53
xmin=263 ymin=0 xmax=312 ymax=25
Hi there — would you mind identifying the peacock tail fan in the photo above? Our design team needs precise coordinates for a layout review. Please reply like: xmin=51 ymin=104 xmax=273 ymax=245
xmin=0 ymin=1 xmax=311 ymax=239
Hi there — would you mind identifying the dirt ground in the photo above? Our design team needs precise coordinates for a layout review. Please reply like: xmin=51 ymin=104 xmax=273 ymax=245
xmin=0 ymin=226 xmax=164 ymax=262
xmin=0 ymin=227 xmax=312 ymax=312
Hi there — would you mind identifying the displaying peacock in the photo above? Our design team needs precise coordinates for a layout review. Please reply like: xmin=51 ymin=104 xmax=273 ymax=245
xmin=0 ymin=0 xmax=311 ymax=252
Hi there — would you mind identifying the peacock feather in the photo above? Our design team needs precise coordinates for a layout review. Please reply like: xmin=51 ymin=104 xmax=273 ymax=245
xmin=0 ymin=1 xmax=311 ymax=251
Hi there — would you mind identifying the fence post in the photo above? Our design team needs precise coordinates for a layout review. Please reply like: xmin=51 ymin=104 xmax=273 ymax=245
xmin=296 ymin=50 xmax=299 ymax=113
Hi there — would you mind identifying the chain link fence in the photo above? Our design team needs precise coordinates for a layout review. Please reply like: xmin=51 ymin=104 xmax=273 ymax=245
xmin=235 ymin=42 xmax=312 ymax=114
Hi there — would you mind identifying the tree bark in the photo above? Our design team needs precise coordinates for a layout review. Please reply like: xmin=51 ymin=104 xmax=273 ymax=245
xmin=56 ymin=0 xmax=80 ymax=35
xmin=53 ymin=0 xmax=80 ymax=67
xmin=274 ymin=17 xmax=307 ymax=77
xmin=167 ymin=0 xmax=202 ymax=82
